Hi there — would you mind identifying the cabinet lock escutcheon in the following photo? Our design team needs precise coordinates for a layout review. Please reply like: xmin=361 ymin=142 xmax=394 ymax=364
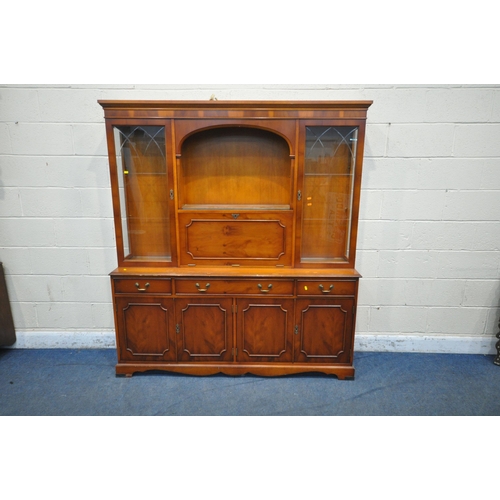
xmin=195 ymin=282 xmax=210 ymax=292
xmin=319 ymin=284 xmax=334 ymax=293
xmin=135 ymin=282 xmax=150 ymax=292
xmin=258 ymin=283 xmax=273 ymax=293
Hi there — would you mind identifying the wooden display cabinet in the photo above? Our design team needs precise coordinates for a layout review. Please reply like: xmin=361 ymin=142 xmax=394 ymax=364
xmin=99 ymin=100 xmax=372 ymax=378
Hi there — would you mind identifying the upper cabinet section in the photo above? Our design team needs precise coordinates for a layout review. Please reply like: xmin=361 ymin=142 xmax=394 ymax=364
xmin=99 ymin=100 xmax=372 ymax=269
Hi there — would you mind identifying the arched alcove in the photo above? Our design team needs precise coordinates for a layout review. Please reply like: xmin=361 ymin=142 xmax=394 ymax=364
xmin=179 ymin=127 xmax=292 ymax=208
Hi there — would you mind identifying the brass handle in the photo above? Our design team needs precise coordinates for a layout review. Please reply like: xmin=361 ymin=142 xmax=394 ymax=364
xmin=258 ymin=283 xmax=273 ymax=293
xmin=319 ymin=284 xmax=334 ymax=294
xmin=135 ymin=282 xmax=150 ymax=292
xmin=195 ymin=283 xmax=210 ymax=292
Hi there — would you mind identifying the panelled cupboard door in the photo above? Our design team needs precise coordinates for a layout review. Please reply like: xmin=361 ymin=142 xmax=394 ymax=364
xmin=115 ymin=297 xmax=176 ymax=362
xmin=236 ymin=299 xmax=294 ymax=363
xmin=295 ymin=298 xmax=354 ymax=364
xmin=177 ymin=211 xmax=294 ymax=267
xmin=176 ymin=298 xmax=234 ymax=362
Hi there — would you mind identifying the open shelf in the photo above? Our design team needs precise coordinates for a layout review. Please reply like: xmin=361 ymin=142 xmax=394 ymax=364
xmin=180 ymin=204 xmax=291 ymax=211
xmin=178 ymin=127 xmax=293 ymax=208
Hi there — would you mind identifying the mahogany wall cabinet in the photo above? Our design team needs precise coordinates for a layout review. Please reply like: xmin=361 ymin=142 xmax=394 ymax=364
xmin=99 ymin=100 xmax=372 ymax=378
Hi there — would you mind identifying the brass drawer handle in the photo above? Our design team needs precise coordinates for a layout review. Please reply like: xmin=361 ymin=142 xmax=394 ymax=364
xmin=258 ymin=283 xmax=273 ymax=293
xmin=319 ymin=284 xmax=334 ymax=294
xmin=135 ymin=282 xmax=150 ymax=292
xmin=195 ymin=283 xmax=210 ymax=292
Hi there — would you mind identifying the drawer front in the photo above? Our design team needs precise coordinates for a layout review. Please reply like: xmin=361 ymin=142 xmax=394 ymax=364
xmin=296 ymin=280 xmax=357 ymax=296
xmin=175 ymin=279 xmax=294 ymax=296
xmin=113 ymin=278 xmax=172 ymax=294
xmin=178 ymin=211 xmax=293 ymax=267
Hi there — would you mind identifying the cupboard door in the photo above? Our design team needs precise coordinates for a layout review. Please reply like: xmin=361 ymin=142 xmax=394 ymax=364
xmin=236 ymin=299 xmax=294 ymax=363
xmin=111 ymin=124 xmax=176 ymax=264
xmin=177 ymin=211 xmax=293 ymax=267
xmin=115 ymin=296 xmax=176 ymax=362
xmin=295 ymin=298 xmax=354 ymax=364
xmin=176 ymin=298 xmax=234 ymax=362
xmin=298 ymin=124 xmax=362 ymax=266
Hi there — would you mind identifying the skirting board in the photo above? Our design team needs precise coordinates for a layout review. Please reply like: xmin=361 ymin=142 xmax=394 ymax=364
xmin=4 ymin=331 xmax=498 ymax=355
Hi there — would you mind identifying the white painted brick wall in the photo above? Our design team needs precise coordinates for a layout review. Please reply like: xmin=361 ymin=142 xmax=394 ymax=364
xmin=0 ymin=84 xmax=499 ymax=353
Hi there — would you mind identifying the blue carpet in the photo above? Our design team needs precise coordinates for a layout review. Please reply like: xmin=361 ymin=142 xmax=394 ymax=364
xmin=0 ymin=349 xmax=498 ymax=415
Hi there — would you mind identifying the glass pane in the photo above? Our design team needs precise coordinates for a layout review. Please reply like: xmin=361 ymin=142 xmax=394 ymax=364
xmin=301 ymin=126 xmax=358 ymax=262
xmin=114 ymin=126 xmax=171 ymax=260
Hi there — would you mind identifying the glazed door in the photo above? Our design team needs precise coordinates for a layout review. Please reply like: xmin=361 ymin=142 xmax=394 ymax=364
xmin=176 ymin=298 xmax=234 ymax=362
xmin=297 ymin=122 xmax=365 ymax=267
xmin=110 ymin=124 xmax=176 ymax=265
xmin=115 ymin=296 xmax=176 ymax=362
xmin=295 ymin=298 xmax=354 ymax=364
xmin=236 ymin=299 xmax=294 ymax=363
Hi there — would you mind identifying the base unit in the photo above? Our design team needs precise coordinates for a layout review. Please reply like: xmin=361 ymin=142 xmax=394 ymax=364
xmin=111 ymin=273 xmax=359 ymax=378
xmin=100 ymin=100 xmax=371 ymax=378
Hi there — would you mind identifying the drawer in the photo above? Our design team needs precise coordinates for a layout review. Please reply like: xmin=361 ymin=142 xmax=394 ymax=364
xmin=113 ymin=278 xmax=172 ymax=294
xmin=297 ymin=280 xmax=356 ymax=296
xmin=175 ymin=279 xmax=294 ymax=296
xmin=178 ymin=211 xmax=293 ymax=267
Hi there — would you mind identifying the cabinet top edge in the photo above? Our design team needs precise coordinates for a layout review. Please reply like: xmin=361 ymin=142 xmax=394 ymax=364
xmin=109 ymin=267 xmax=362 ymax=278
xmin=98 ymin=100 xmax=373 ymax=110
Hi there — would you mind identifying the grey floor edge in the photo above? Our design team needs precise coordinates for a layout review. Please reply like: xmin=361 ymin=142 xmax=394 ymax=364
xmin=1 ymin=349 xmax=499 ymax=415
